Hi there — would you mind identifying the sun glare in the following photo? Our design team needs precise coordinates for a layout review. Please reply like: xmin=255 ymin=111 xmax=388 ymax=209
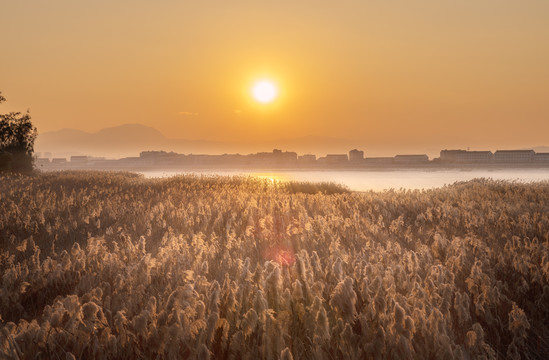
xmin=252 ymin=80 xmax=278 ymax=104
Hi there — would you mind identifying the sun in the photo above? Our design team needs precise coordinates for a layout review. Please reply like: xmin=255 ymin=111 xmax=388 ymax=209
xmin=252 ymin=80 xmax=278 ymax=104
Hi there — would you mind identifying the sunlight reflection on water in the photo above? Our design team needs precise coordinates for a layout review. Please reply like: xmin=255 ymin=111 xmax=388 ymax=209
xmin=140 ymin=169 xmax=549 ymax=192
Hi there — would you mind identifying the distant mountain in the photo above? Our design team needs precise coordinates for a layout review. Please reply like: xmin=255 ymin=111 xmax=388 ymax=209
xmin=36 ymin=124 xmax=224 ymax=158
xmin=36 ymin=123 xmax=365 ymax=158
xmin=94 ymin=124 xmax=166 ymax=144
xmin=44 ymin=123 xmax=540 ymax=159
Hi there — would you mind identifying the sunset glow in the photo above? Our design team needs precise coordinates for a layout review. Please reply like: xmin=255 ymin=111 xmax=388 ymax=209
xmin=1 ymin=1 xmax=549 ymax=154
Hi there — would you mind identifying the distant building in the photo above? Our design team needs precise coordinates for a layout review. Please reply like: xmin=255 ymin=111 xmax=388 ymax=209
xmin=272 ymin=149 xmax=298 ymax=162
xmin=298 ymin=154 xmax=316 ymax=162
xmin=455 ymin=151 xmax=493 ymax=163
xmin=325 ymin=154 xmax=348 ymax=164
xmin=254 ymin=149 xmax=298 ymax=164
xmin=534 ymin=153 xmax=549 ymax=162
xmin=394 ymin=154 xmax=429 ymax=163
xmin=51 ymin=158 xmax=67 ymax=164
xmin=440 ymin=149 xmax=467 ymax=162
xmin=364 ymin=157 xmax=394 ymax=164
xmin=494 ymin=150 xmax=535 ymax=163
xmin=349 ymin=149 xmax=364 ymax=162
xmin=139 ymin=151 xmax=185 ymax=165
xmin=140 ymin=151 xmax=167 ymax=158
xmin=70 ymin=156 xmax=88 ymax=163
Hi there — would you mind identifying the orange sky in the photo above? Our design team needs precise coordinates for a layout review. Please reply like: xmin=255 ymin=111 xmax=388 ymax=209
xmin=1 ymin=1 xmax=548 ymax=155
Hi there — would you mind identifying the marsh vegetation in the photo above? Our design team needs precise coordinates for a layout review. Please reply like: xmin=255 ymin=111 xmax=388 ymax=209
xmin=1 ymin=172 xmax=548 ymax=359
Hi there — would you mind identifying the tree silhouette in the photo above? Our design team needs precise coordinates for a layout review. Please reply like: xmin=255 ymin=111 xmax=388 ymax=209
xmin=0 ymin=92 xmax=37 ymax=172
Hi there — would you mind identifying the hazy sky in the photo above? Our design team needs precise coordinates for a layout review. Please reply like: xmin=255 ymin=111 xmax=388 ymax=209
xmin=1 ymin=1 xmax=548 ymax=154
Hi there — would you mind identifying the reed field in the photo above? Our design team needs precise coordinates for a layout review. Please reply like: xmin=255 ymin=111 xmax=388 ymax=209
xmin=1 ymin=171 xmax=548 ymax=359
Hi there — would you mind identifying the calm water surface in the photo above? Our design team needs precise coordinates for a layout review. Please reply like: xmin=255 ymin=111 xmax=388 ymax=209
xmin=140 ymin=169 xmax=549 ymax=192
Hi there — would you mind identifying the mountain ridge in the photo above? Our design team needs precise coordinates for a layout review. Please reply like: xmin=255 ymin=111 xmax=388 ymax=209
xmin=35 ymin=123 xmax=361 ymax=158
xmin=37 ymin=123 xmax=547 ymax=159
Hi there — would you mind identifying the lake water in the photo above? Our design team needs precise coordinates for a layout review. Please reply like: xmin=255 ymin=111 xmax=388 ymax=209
xmin=140 ymin=169 xmax=549 ymax=192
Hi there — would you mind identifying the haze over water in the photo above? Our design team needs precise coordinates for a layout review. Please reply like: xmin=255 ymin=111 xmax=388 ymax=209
xmin=141 ymin=168 xmax=549 ymax=192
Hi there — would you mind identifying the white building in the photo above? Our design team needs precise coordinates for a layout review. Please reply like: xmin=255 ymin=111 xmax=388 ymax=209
xmin=394 ymin=154 xmax=429 ymax=163
xmin=364 ymin=157 xmax=394 ymax=164
xmin=534 ymin=153 xmax=549 ymax=162
xmin=349 ymin=149 xmax=364 ymax=162
xmin=455 ymin=151 xmax=493 ymax=163
xmin=494 ymin=150 xmax=534 ymax=163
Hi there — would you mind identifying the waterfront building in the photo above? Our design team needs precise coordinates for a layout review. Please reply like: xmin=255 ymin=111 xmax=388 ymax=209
xmin=325 ymin=154 xmax=349 ymax=164
xmin=253 ymin=149 xmax=298 ymax=165
xmin=455 ymin=151 xmax=493 ymax=163
xmin=440 ymin=149 xmax=467 ymax=162
xmin=349 ymin=149 xmax=364 ymax=162
xmin=494 ymin=150 xmax=535 ymax=163
xmin=298 ymin=154 xmax=316 ymax=162
xmin=364 ymin=157 xmax=394 ymax=164
xmin=394 ymin=154 xmax=429 ymax=163
xmin=534 ymin=153 xmax=549 ymax=162
xmin=70 ymin=156 xmax=88 ymax=163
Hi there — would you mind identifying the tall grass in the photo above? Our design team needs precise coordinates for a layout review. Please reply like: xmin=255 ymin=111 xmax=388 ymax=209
xmin=1 ymin=172 xmax=548 ymax=358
